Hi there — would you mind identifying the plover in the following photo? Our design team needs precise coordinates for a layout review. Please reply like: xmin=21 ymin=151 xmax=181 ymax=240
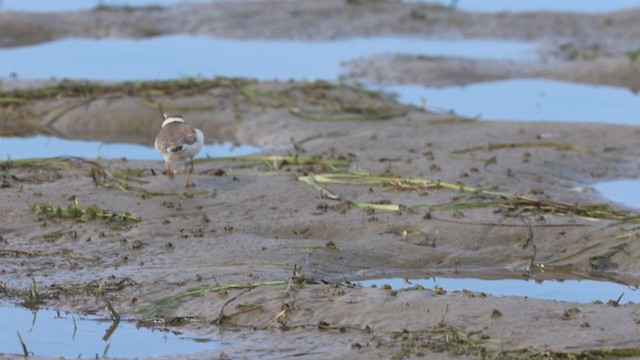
xmin=154 ymin=112 xmax=204 ymax=188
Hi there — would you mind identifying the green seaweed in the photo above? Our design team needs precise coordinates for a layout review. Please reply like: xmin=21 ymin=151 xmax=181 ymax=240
xmin=29 ymin=200 xmax=141 ymax=224
xmin=136 ymin=280 xmax=288 ymax=317
xmin=0 ymin=249 xmax=96 ymax=262
xmin=195 ymin=155 xmax=349 ymax=172
xmin=298 ymin=172 xmax=640 ymax=222
xmin=0 ymin=156 xmax=93 ymax=171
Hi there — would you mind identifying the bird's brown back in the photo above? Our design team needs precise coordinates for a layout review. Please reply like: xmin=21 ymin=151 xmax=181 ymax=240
xmin=155 ymin=122 xmax=197 ymax=152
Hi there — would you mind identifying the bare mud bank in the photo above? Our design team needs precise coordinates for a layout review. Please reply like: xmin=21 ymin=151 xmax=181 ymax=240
xmin=343 ymin=53 xmax=640 ymax=90
xmin=2 ymin=79 xmax=640 ymax=358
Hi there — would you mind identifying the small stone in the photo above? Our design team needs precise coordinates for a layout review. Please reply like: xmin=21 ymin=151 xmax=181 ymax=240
xmin=130 ymin=239 xmax=143 ymax=250
xmin=490 ymin=309 xmax=502 ymax=319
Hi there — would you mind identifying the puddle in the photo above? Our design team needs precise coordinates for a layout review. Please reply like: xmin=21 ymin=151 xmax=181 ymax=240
xmin=0 ymin=0 xmax=210 ymax=12
xmin=0 ymin=303 xmax=218 ymax=358
xmin=0 ymin=35 xmax=534 ymax=81
xmin=357 ymin=277 xmax=640 ymax=304
xmin=0 ymin=135 xmax=259 ymax=160
xmin=593 ymin=179 xmax=640 ymax=209
xmin=384 ymin=79 xmax=640 ymax=124
xmin=410 ymin=0 xmax=640 ymax=13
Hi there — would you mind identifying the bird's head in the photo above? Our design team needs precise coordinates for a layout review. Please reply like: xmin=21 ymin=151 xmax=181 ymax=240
xmin=161 ymin=111 xmax=185 ymax=127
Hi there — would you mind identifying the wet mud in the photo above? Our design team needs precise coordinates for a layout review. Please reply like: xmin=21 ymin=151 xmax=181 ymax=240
xmin=3 ymin=1 xmax=640 ymax=359
xmin=2 ymin=79 xmax=640 ymax=359
xmin=343 ymin=54 xmax=640 ymax=90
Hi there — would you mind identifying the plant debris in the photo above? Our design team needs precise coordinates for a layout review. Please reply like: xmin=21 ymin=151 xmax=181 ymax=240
xmin=29 ymin=200 xmax=141 ymax=224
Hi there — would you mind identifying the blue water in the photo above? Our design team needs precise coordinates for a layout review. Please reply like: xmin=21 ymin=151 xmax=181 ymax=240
xmin=0 ymin=0 xmax=209 ymax=12
xmin=593 ymin=180 xmax=640 ymax=209
xmin=0 ymin=303 xmax=218 ymax=358
xmin=385 ymin=80 xmax=640 ymax=124
xmin=0 ymin=135 xmax=258 ymax=160
xmin=358 ymin=277 xmax=640 ymax=304
xmin=411 ymin=0 xmax=640 ymax=13
xmin=3 ymin=0 xmax=639 ymax=14
xmin=0 ymin=35 xmax=535 ymax=80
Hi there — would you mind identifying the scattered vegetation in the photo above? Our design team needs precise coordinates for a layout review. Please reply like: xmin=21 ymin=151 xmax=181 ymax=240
xmin=0 ymin=248 xmax=96 ymax=262
xmin=449 ymin=141 xmax=587 ymax=161
xmin=0 ymin=78 xmax=404 ymax=125
xmin=136 ymin=280 xmax=289 ymax=317
xmin=4 ymin=77 xmax=638 ymax=359
xmin=298 ymin=172 xmax=640 ymax=222
xmin=16 ymin=331 xmax=29 ymax=356
xmin=0 ymin=77 xmax=252 ymax=106
xmin=384 ymin=322 xmax=640 ymax=359
xmin=92 ymin=4 xmax=164 ymax=12
xmin=29 ymin=199 xmax=141 ymax=224
xmin=48 ymin=278 xmax=137 ymax=297
xmin=554 ymin=42 xmax=611 ymax=61
xmin=289 ymin=106 xmax=406 ymax=122
xmin=387 ymin=324 xmax=490 ymax=359
xmin=626 ymin=49 xmax=640 ymax=64
xmin=90 ymin=163 xmax=208 ymax=198
xmin=0 ymin=156 xmax=91 ymax=172
xmin=195 ymin=154 xmax=349 ymax=172
xmin=29 ymin=276 xmax=39 ymax=300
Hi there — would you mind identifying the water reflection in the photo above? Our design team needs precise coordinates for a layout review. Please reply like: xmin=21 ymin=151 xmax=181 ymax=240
xmin=593 ymin=180 xmax=640 ymax=209
xmin=0 ymin=36 xmax=534 ymax=80
xmin=385 ymin=80 xmax=640 ymax=124
xmin=358 ymin=277 xmax=640 ymax=304
xmin=0 ymin=303 xmax=218 ymax=358
xmin=0 ymin=135 xmax=259 ymax=160
xmin=0 ymin=0 xmax=210 ymax=12
xmin=410 ymin=0 xmax=640 ymax=13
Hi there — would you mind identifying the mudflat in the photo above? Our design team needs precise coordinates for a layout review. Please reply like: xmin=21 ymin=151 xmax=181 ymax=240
xmin=2 ymin=2 xmax=640 ymax=359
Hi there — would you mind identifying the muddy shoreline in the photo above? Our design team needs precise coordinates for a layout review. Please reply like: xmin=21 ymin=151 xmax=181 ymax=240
xmin=3 ymin=79 xmax=640 ymax=358
xmin=3 ymin=1 xmax=640 ymax=359
xmin=343 ymin=54 xmax=640 ymax=90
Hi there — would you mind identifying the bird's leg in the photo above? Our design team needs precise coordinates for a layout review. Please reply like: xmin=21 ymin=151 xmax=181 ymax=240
xmin=165 ymin=160 xmax=174 ymax=180
xmin=184 ymin=158 xmax=195 ymax=188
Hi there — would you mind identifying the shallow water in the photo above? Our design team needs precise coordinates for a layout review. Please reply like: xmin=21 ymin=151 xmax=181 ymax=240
xmin=593 ymin=180 xmax=640 ymax=209
xmin=385 ymin=80 xmax=640 ymax=124
xmin=0 ymin=35 xmax=535 ymax=80
xmin=0 ymin=0 xmax=209 ymax=12
xmin=411 ymin=0 xmax=640 ymax=14
xmin=358 ymin=277 xmax=640 ymax=304
xmin=0 ymin=303 xmax=218 ymax=358
xmin=3 ymin=0 xmax=639 ymax=14
xmin=0 ymin=135 xmax=259 ymax=160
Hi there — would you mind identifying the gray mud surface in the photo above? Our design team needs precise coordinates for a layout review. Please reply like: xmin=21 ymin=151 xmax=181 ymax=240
xmin=343 ymin=54 xmax=640 ymax=89
xmin=3 ymin=79 xmax=640 ymax=359
xmin=2 ymin=1 xmax=640 ymax=359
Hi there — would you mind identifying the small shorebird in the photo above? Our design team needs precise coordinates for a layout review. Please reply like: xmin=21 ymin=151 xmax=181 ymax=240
xmin=154 ymin=112 xmax=204 ymax=188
